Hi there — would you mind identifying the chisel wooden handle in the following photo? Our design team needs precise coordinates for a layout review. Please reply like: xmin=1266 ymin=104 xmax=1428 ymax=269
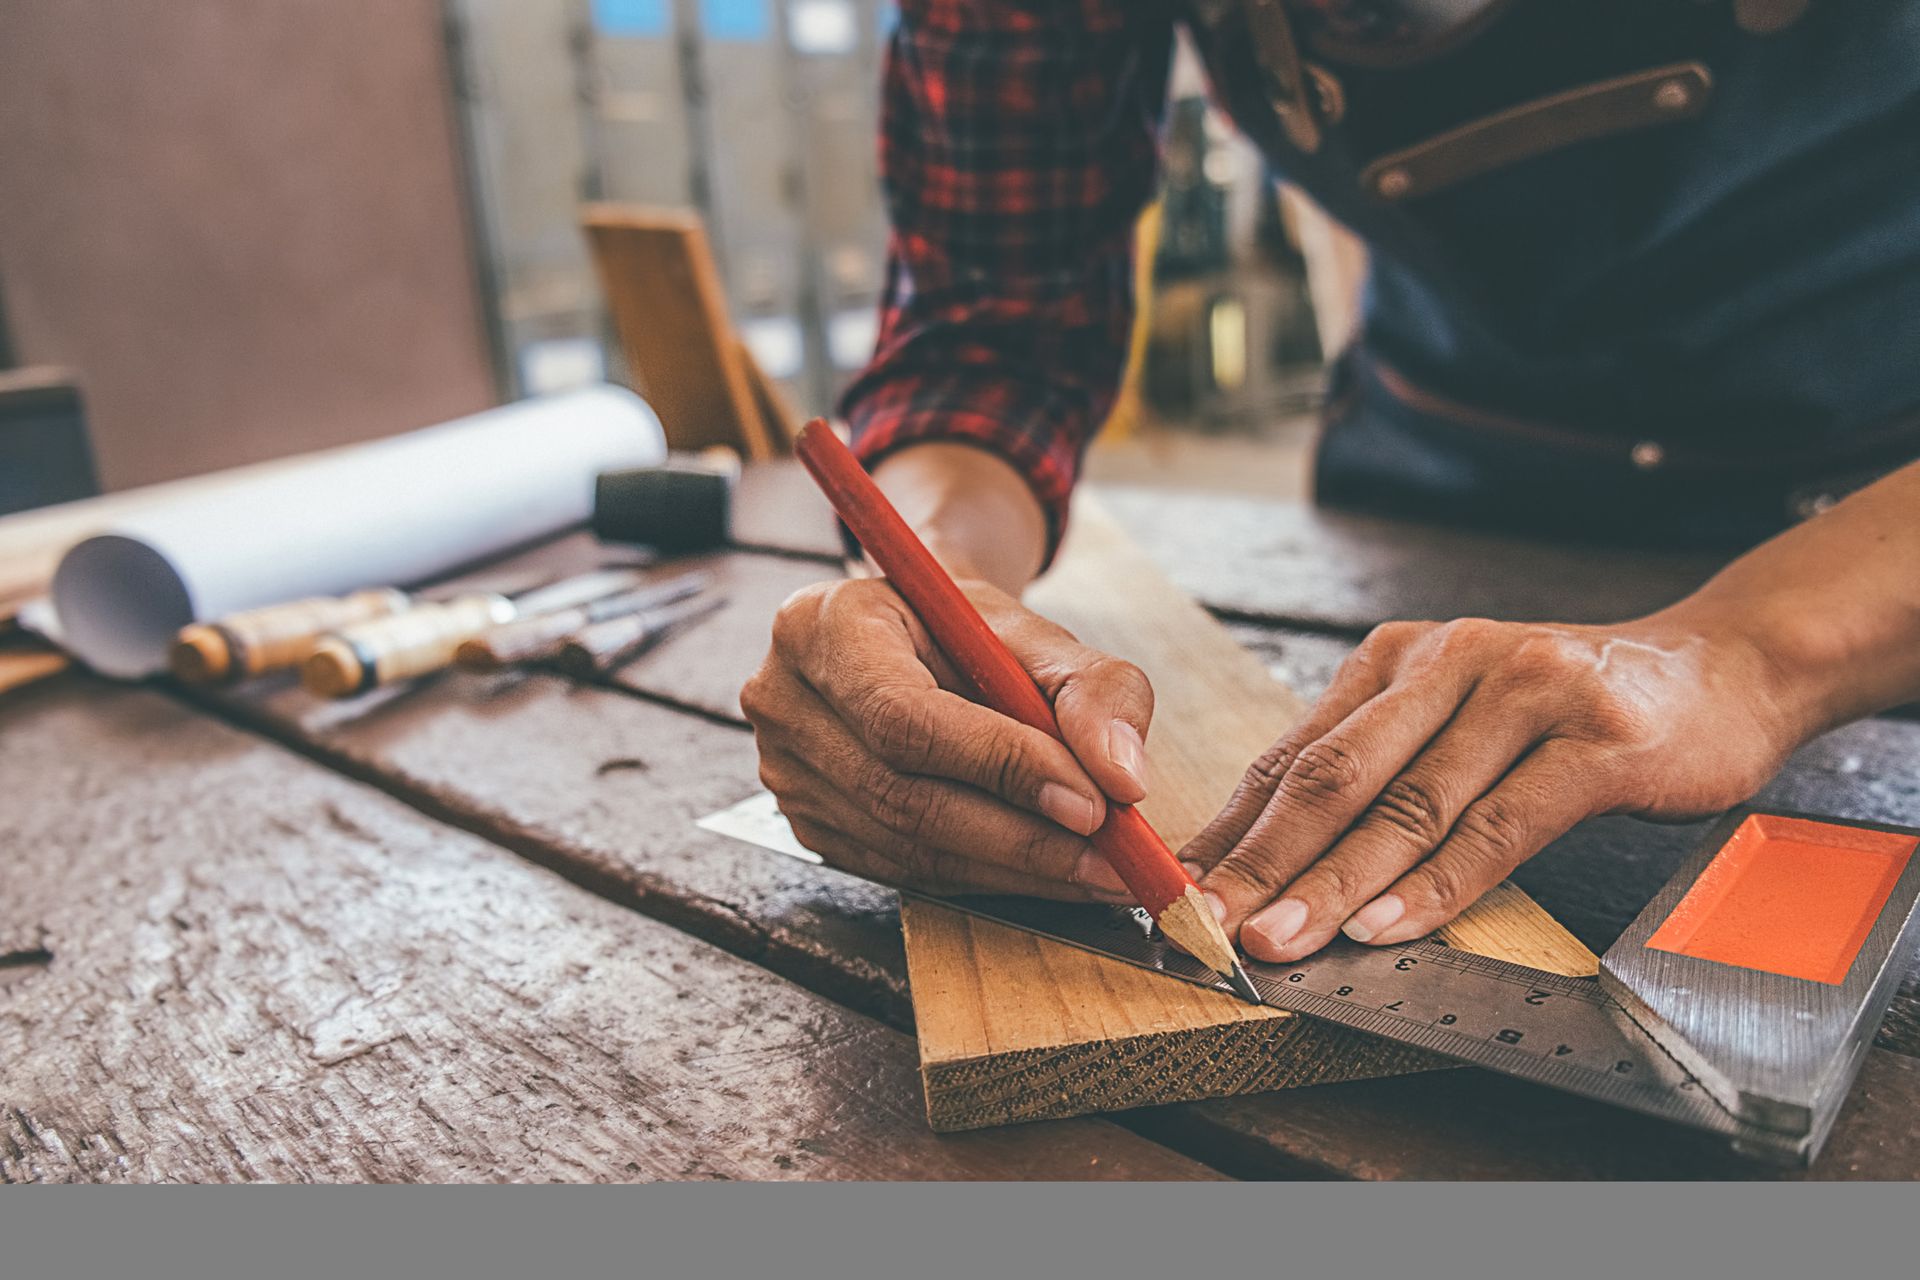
xmin=304 ymin=594 xmax=514 ymax=698
xmin=170 ymin=588 xmax=409 ymax=684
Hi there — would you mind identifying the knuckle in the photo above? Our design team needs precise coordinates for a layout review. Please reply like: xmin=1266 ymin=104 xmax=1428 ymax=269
xmin=1243 ymin=740 xmax=1300 ymax=792
xmin=1084 ymin=654 xmax=1153 ymax=704
xmin=770 ymin=582 xmax=833 ymax=653
xmin=1292 ymin=859 xmax=1367 ymax=910
xmin=859 ymin=691 xmax=932 ymax=767
xmin=980 ymin=729 xmax=1037 ymax=801
xmin=1358 ymin=620 xmax=1423 ymax=659
xmin=1205 ymin=852 xmax=1283 ymax=900
xmin=1433 ymin=617 xmax=1500 ymax=655
xmin=1364 ymin=774 xmax=1453 ymax=847
xmin=870 ymin=769 xmax=941 ymax=837
xmin=1452 ymin=793 xmax=1529 ymax=864
xmin=1416 ymin=857 xmax=1473 ymax=913
xmin=738 ymin=669 xmax=775 ymax=725
xmin=1284 ymin=738 xmax=1367 ymax=808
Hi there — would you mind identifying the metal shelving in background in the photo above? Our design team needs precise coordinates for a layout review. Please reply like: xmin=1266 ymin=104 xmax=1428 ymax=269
xmin=444 ymin=0 xmax=889 ymax=417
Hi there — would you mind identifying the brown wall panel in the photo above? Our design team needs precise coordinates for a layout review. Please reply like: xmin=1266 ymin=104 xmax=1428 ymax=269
xmin=0 ymin=1 xmax=498 ymax=489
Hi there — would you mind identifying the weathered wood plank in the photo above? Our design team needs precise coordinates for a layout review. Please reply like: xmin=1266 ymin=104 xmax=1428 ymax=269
xmin=200 ymin=669 xmax=916 ymax=1026
xmin=0 ymin=677 xmax=1217 ymax=1183
xmin=1100 ymin=487 xmax=1729 ymax=632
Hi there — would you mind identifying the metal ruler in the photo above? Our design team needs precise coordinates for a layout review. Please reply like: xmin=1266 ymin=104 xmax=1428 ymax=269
xmin=700 ymin=792 xmax=1920 ymax=1166
xmin=953 ymin=893 xmax=1780 ymax=1154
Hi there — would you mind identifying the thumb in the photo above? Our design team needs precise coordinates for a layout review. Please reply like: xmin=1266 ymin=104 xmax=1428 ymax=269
xmin=1050 ymin=651 xmax=1154 ymax=804
xmin=968 ymin=587 xmax=1156 ymax=805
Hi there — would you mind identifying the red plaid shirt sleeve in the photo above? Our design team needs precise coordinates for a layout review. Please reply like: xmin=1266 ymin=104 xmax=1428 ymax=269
xmin=837 ymin=0 xmax=1175 ymax=557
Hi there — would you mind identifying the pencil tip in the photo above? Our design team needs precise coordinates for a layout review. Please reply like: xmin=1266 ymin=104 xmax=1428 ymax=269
xmin=1226 ymin=961 xmax=1263 ymax=1005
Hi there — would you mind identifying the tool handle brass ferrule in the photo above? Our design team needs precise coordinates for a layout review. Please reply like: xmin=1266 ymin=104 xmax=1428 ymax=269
xmin=170 ymin=588 xmax=409 ymax=684
xmin=304 ymin=593 xmax=514 ymax=698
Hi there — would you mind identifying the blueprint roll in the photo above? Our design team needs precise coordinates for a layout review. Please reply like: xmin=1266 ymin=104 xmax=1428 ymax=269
xmin=52 ymin=386 xmax=665 ymax=678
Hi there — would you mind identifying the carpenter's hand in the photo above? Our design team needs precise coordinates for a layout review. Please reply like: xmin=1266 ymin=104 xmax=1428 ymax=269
xmin=1187 ymin=612 xmax=1814 ymax=962
xmin=743 ymin=577 xmax=1164 ymax=899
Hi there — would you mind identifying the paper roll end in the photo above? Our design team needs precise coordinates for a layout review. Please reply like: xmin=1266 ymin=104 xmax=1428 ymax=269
xmin=51 ymin=532 xmax=195 ymax=679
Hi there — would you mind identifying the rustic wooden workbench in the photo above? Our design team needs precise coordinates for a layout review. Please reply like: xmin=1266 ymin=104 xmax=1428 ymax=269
xmin=5 ymin=471 xmax=1917 ymax=1181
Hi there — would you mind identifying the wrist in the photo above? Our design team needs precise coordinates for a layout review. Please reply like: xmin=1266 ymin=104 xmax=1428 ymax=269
xmin=871 ymin=441 xmax=1048 ymax=594
xmin=1640 ymin=593 xmax=1852 ymax=744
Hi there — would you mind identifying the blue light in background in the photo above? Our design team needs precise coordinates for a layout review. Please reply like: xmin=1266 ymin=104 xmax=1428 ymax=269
xmin=701 ymin=0 xmax=771 ymax=41
xmin=591 ymin=0 xmax=670 ymax=36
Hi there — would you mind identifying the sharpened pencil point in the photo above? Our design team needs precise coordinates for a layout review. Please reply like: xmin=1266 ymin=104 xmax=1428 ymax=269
xmin=1227 ymin=961 xmax=1262 ymax=1005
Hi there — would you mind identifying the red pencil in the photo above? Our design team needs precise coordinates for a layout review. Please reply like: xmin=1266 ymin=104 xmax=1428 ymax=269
xmin=792 ymin=419 xmax=1260 ymax=1003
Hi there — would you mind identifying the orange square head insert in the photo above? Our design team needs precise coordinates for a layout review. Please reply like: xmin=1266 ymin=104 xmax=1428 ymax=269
xmin=1646 ymin=814 xmax=1919 ymax=984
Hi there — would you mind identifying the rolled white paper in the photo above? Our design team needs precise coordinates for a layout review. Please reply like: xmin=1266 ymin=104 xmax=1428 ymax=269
xmin=53 ymin=386 xmax=665 ymax=677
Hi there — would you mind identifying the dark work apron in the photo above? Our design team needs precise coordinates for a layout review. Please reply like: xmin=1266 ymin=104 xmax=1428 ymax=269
xmin=1181 ymin=0 xmax=1920 ymax=548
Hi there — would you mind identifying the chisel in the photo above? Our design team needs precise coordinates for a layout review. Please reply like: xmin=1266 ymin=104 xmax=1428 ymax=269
xmin=454 ymin=571 xmax=712 ymax=671
xmin=302 ymin=567 xmax=644 ymax=698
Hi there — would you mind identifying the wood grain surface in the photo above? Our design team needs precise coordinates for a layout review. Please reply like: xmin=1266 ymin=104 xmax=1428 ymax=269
xmin=0 ymin=677 xmax=1215 ymax=1182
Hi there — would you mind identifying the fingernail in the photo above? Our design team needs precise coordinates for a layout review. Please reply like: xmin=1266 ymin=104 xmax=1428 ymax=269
xmin=1072 ymin=850 xmax=1128 ymax=893
xmin=1343 ymin=894 xmax=1405 ymax=943
xmin=1205 ymin=890 xmax=1228 ymax=923
xmin=1182 ymin=860 xmax=1206 ymax=881
xmin=1038 ymin=783 xmax=1099 ymax=835
xmin=1247 ymin=898 xmax=1308 ymax=952
xmin=1107 ymin=721 xmax=1146 ymax=791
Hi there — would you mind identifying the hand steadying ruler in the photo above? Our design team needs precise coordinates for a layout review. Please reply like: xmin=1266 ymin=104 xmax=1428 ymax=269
xmin=702 ymin=791 xmax=1920 ymax=1167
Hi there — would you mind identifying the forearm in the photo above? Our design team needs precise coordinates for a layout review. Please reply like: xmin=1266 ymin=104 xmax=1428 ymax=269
xmin=872 ymin=442 xmax=1049 ymax=595
xmin=1652 ymin=458 xmax=1920 ymax=734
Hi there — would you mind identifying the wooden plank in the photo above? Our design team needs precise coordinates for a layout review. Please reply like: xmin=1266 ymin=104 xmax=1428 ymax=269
xmin=583 ymin=205 xmax=777 ymax=460
xmin=1098 ymin=486 xmax=1729 ymax=632
xmin=0 ymin=677 xmax=1216 ymax=1183
xmin=903 ymin=498 xmax=1597 ymax=1131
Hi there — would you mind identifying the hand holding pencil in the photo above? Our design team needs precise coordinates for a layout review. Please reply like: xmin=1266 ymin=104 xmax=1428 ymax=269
xmin=743 ymin=420 xmax=1258 ymax=1000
